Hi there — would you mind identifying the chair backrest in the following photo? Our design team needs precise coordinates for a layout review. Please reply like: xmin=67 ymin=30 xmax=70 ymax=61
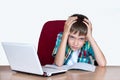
xmin=37 ymin=20 xmax=65 ymax=66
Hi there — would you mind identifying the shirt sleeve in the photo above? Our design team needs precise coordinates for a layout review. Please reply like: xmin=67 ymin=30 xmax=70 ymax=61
xmin=86 ymin=41 xmax=95 ymax=60
xmin=52 ymin=32 xmax=63 ymax=57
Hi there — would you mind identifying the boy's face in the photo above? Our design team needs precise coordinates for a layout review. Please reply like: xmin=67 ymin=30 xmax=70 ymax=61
xmin=68 ymin=32 xmax=86 ymax=51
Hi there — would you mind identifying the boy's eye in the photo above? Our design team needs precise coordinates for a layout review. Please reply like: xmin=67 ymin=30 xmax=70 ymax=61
xmin=79 ymin=38 xmax=85 ymax=41
xmin=69 ymin=35 xmax=74 ymax=39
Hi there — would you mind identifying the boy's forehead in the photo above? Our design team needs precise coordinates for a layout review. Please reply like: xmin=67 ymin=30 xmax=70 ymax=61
xmin=70 ymin=30 xmax=87 ymax=36
xmin=69 ymin=32 xmax=86 ymax=38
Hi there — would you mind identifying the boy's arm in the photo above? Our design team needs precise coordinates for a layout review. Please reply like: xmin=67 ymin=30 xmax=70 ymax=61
xmin=83 ymin=19 xmax=106 ymax=66
xmin=54 ymin=32 xmax=68 ymax=66
xmin=88 ymin=36 xmax=106 ymax=66
xmin=54 ymin=17 xmax=77 ymax=66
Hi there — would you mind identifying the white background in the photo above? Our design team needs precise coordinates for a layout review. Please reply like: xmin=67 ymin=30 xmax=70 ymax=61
xmin=0 ymin=0 xmax=120 ymax=65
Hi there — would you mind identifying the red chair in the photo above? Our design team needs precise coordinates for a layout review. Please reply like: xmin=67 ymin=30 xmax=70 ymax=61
xmin=37 ymin=20 xmax=65 ymax=66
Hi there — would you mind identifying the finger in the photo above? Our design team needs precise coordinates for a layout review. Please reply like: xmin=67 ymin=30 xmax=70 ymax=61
xmin=83 ymin=18 xmax=92 ymax=25
xmin=69 ymin=20 xmax=77 ymax=27
xmin=66 ymin=16 xmax=77 ymax=25
xmin=83 ymin=21 xmax=89 ymax=26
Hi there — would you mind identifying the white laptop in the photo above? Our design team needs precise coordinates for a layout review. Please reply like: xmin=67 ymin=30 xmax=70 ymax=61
xmin=2 ymin=42 xmax=67 ymax=76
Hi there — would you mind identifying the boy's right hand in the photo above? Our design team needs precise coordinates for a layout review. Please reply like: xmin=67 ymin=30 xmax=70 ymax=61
xmin=63 ymin=16 xmax=77 ymax=35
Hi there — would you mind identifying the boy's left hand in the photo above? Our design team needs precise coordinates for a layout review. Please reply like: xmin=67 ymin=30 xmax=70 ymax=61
xmin=83 ymin=18 xmax=93 ymax=39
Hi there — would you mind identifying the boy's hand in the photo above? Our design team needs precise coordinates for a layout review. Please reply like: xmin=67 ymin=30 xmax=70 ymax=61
xmin=63 ymin=16 xmax=77 ymax=35
xmin=83 ymin=18 xmax=93 ymax=39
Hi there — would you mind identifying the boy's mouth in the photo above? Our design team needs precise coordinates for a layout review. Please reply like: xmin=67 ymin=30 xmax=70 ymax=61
xmin=71 ymin=46 xmax=79 ymax=50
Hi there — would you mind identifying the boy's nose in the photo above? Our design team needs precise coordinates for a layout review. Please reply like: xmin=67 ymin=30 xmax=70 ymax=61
xmin=74 ymin=40 xmax=78 ymax=46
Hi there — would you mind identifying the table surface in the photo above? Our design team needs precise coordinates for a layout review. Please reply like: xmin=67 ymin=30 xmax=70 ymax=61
xmin=0 ymin=66 xmax=120 ymax=80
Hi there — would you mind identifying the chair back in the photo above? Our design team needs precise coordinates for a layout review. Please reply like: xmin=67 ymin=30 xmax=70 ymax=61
xmin=37 ymin=20 xmax=65 ymax=65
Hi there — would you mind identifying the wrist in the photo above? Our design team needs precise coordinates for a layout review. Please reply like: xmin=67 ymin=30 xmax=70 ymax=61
xmin=63 ymin=31 xmax=69 ymax=37
xmin=87 ymin=35 xmax=94 ymax=42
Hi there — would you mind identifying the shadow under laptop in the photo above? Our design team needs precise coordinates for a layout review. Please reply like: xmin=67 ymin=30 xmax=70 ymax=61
xmin=10 ymin=70 xmax=67 ymax=80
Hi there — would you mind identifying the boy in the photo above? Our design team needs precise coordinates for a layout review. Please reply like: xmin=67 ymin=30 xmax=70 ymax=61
xmin=52 ymin=14 xmax=106 ymax=67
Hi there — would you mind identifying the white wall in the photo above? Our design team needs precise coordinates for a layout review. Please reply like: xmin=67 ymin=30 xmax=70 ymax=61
xmin=0 ymin=0 xmax=120 ymax=66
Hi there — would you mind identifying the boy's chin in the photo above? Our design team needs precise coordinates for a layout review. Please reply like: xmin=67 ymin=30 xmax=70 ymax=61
xmin=71 ymin=48 xmax=79 ymax=51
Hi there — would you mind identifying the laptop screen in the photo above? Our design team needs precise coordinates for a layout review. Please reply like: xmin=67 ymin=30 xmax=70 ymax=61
xmin=2 ymin=42 xmax=44 ymax=75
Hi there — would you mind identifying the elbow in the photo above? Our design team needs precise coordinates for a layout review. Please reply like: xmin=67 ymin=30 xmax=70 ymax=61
xmin=54 ymin=61 xmax=63 ymax=67
xmin=99 ymin=63 xmax=106 ymax=67
xmin=98 ymin=61 xmax=107 ymax=67
xmin=56 ymin=64 xmax=63 ymax=67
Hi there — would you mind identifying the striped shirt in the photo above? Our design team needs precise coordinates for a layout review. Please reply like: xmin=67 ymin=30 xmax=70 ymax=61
xmin=52 ymin=32 xmax=95 ymax=65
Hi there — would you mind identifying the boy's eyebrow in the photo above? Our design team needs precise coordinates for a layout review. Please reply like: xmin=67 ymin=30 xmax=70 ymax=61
xmin=69 ymin=35 xmax=77 ymax=39
xmin=69 ymin=35 xmax=75 ymax=37
xmin=69 ymin=35 xmax=85 ymax=39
